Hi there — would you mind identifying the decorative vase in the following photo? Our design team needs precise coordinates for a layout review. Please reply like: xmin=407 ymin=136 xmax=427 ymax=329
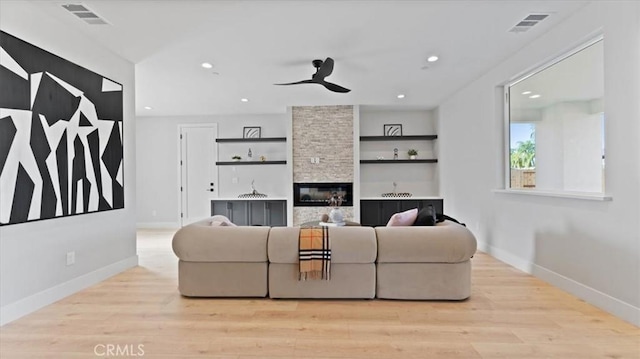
xmin=409 ymin=155 xmax=417 ymax=160
xmin=328 ymin=207 xmax=345 ymax=224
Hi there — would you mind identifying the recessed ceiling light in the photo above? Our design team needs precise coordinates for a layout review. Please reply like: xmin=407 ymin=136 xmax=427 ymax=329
xmin=427 ymin=55 xmax=439 ymax=62
xmin=201 ymin=62 xmax=213 ymax=69
xmin=529 ymin=94 xmax=541 ymax=99
xmin=522 ymin=91 xmax=532 ymax=95
xmin=397 ymin=94 xmax=405 ymax=99
xmin=241 ymin=98 xmax=249 ymax=102
xmin=144 ymin=106 xmax=152 ymax=110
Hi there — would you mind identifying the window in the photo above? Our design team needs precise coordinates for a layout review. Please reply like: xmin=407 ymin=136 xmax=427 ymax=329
xmin=506 ymin=37 xmax=605 ymax=194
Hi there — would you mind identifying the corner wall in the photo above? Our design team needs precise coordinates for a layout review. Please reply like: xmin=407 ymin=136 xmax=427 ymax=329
xmin=0 ymin=2 xmax=137 ymax=325
xmin=438 ymin=1 xmax=640 ymax=325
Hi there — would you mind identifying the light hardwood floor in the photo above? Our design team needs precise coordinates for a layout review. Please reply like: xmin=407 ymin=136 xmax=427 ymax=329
xmin=1 ymin=229 xmax=638 ymax=358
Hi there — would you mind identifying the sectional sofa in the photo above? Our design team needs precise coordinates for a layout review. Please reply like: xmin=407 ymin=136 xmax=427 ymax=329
xmin=172 ymin=218 xmax=477 ymax=300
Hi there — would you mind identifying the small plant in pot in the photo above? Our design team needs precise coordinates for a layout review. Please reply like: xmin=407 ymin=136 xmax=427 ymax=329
xmin=408 ymin=149 xmax=418 ymax=160
xmin=232 ymin=155 xmax=242 ymax=161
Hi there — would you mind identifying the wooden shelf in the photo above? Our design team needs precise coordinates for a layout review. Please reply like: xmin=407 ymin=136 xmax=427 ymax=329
xmin=216 ymin=160 xmax=287 ymax=166
xmin=216 ymin=137 xmax=286 ymax=143
xmin=360 ymin=135 xmax=437 ymax=141
xmin=360 ymin=159 xmax=438 ymax=164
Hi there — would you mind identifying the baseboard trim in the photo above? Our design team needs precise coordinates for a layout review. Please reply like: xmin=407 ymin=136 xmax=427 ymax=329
xmin=477 ymin=240 xmax=639 ymax=326
xmin=0 ymin=255 xmax=138 ymax=326
xmin=136 ymin=222 xmax=180 ymax=229
xmin=476 ymin=240 xmax=533 ymax=273
xmin=533 ymin=264 xmax=640 ymax=327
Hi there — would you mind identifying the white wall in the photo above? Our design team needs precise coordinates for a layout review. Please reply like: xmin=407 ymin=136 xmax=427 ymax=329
xmin=136 ymin=114 xmax=287 ymax=227
xmin=0 ymin=2 xmax=137 ymax=325
xmin=438 ymin=1 xmax=640 ymax=325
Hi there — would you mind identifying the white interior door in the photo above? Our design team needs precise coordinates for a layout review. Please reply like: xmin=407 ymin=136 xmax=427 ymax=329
xmin=179 ymin=124 xmax=218 ymax=226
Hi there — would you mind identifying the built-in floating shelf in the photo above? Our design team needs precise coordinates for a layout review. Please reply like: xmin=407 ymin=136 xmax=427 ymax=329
xmin=216 ymin=137 xmax=286 ymax=143
xmin=360 ymin=159 xmax=438 ymax=164
xmin=360 ymin=135 xmax=437 ymax=141
xmin=216 ymin=160 xmax=287 ymax=166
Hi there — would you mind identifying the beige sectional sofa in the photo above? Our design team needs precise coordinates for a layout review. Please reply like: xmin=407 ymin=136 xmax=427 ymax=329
xmin=172 ymin=219 xmax=477 ymax=300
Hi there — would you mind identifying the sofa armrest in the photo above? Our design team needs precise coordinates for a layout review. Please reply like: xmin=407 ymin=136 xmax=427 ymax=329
xmin=375 ymin=221 xmax=477 ymax=263
xmin=172 ymin=224 xmax=270 ymax=262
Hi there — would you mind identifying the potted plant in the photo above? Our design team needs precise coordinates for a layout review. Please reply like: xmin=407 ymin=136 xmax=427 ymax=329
xmin=232 ymin=155 xmax=242 ymax=161
xmin=408 ymin=149 xmax=418 ymax=160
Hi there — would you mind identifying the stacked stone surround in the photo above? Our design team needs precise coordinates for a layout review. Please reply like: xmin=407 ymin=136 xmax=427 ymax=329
xmin=292 ymin=105 xmax=354 ymax=225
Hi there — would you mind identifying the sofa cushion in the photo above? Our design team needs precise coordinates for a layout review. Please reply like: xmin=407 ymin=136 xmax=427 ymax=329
xmin=376 ymin=221 xmax=476 ymax=263
xmin=268 ymin=227 xmax=377 ymax=264
xmin=386 ymin=208 xmax=418 ymax=226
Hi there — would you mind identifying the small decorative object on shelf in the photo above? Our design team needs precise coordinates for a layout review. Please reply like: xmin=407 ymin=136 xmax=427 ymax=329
xmin=327 ymin=192 xmax=345 ymax=225
xmin=247 ymin=148 xmax=253 ymax=161
xmin=381 ymin=181 xmax=412 ymax=197
xmin=381 ymin=192 xmax=413 ymax=197
xmin=243 ymin=126 xmax=261 ymax=138
xmin=232 ymin=155 xmax=242 ymax=161
xmin=384 ymin=124 xmax=402 ymax=136
xmin=377 ymin=156 xmax=385 ymax=160
xmin=238 ymin=180 xmax=267 ymax=198
xmin=408 ymin=149 xmax=418 ymax=160
xmin=259 ymin=155 xmax=266 ymax=162
xmin=393 ymin=148 xmax=398 ymax=160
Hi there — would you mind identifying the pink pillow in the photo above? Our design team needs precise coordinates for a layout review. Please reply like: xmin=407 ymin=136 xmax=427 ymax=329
xmin=386 ymin=208 xmax=418 ymax=227
xmin=210 ymin=215 xmax=237 ymax=227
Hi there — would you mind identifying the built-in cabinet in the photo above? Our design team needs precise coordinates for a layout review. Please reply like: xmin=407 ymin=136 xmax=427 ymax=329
xmin=360 ymin=198 xmax=444 ymax=227
xmin=358 ymin=107 xmax=440 ymax=200
xmin=211 ymin=199 xmax=287 ymax=226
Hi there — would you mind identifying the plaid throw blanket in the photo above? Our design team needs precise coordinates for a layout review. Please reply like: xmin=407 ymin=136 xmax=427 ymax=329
xmin=299 ymin=227 xmax=331 ymax=280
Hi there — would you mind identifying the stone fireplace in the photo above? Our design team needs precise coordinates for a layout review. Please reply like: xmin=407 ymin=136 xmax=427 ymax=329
xmin=292 ymin=105 xmax=354 ymax=225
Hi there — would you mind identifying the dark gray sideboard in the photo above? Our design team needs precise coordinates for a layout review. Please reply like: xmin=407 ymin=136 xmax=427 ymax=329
xmin=211 ymin=199 xmax=287 ymax=226
xmin=360 ymin=199 xmax=443 ymax=227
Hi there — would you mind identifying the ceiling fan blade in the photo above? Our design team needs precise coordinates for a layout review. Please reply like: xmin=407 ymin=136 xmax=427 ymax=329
xmin=313 ymin=57 xmax=334 ymax=80
xmin=274 ymin=79 xmax=316 ymax=86
xmin=320 ymin=80 xmax=351 ymax=93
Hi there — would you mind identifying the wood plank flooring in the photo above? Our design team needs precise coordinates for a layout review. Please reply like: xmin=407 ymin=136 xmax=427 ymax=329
xmin=1 ymin=229 xmax=638 ymax=358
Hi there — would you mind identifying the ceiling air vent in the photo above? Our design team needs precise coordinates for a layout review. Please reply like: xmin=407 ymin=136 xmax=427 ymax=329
xmin=62 ymin=4 xmax=109 ymax=25
xmin=509 ymin=14 xmax=549 ymax=33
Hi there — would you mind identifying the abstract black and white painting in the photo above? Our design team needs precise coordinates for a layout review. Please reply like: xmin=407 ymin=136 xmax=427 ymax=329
xmin=0 ymin=31 xmax=124 ymax=226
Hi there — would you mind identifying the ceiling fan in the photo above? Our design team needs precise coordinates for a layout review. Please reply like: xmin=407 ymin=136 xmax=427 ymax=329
xmin=275 ymin=57 xmax=351 ymax=93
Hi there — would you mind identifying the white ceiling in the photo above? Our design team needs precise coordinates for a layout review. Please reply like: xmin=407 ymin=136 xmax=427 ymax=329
xmin=25 ymin=0 xmax=589 ymax=117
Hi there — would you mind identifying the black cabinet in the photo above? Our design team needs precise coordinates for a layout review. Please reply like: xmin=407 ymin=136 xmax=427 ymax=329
xmin=360 ymin=199 xmax=443 ymax=227
xmin=211 ymin=200 xmax=287 ymax=226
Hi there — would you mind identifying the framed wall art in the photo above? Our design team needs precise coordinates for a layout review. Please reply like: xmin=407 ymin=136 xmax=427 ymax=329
xmin=383 ymin=124 xmax=402 ymax=136
xmin=0 ymin=31 xmax=124 ymax=226
xmin=243 ymin=126 xmax=261 ymax=138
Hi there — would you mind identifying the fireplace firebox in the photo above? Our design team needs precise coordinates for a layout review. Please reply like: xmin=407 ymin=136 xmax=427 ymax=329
xmin=293 ymin=183 xmax=353 ymax=207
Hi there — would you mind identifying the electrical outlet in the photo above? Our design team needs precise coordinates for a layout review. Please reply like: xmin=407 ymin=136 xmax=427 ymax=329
xmin=66 ymin=251 xmax=75 ymax=266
